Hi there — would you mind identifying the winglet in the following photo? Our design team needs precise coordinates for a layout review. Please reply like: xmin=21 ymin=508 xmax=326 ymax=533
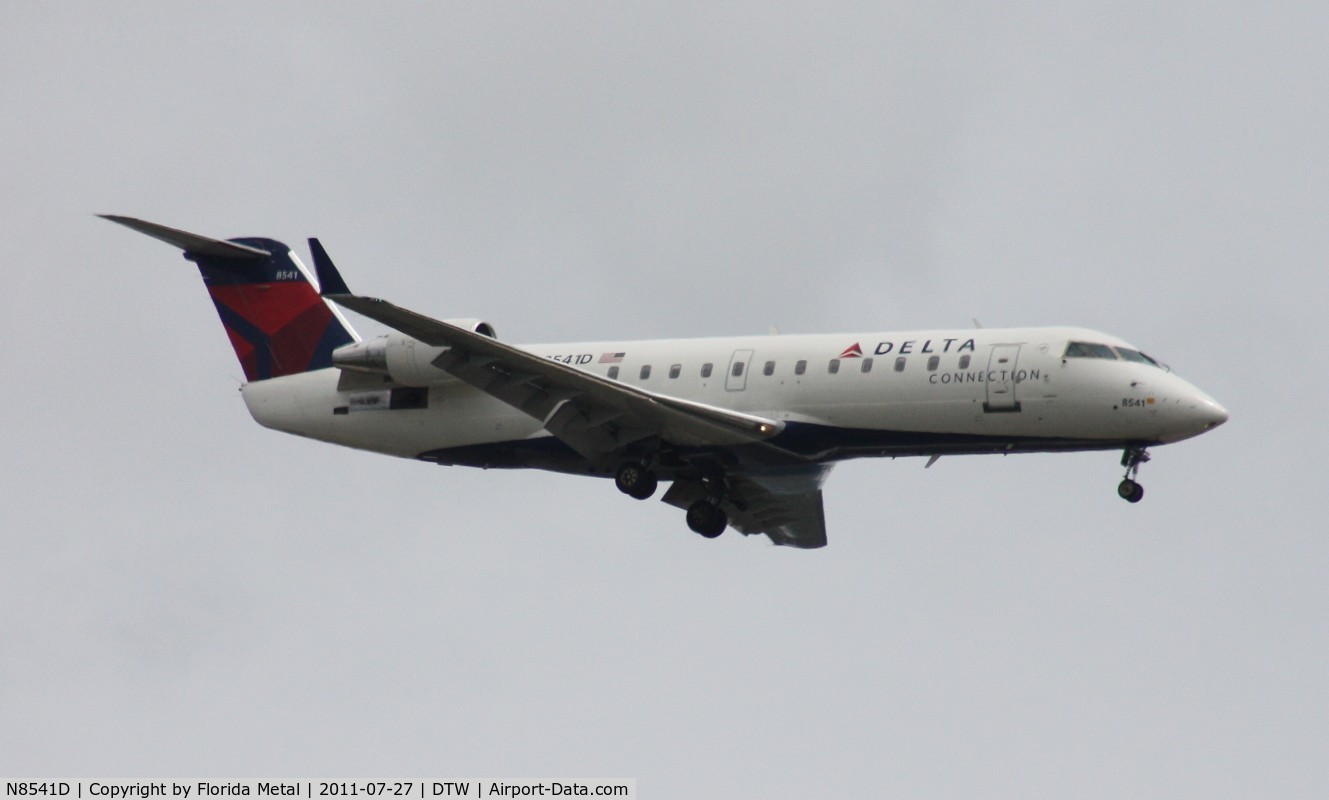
xmin=308 ymin=237 xmax=352 ymax=296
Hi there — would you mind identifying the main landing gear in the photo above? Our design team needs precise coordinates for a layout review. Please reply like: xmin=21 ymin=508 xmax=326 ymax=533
xmin=1118 ymin=446 xmax=1150 ymax=504
xmin=685 ymin=499 xmax=727 ymax=538
xmin=616 ymin=460 xmax=730 ymax=539
xmin=683 ymin=471 xmax=729 ymax=539
xmin=615 ymin=461 xmax=658 ymax=500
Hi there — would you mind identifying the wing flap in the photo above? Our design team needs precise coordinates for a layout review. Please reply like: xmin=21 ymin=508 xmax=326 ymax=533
xmin=662 ymin=467 xmax=832 ymax=549
xmin=727 ymin=470 xmax=830 ymax=549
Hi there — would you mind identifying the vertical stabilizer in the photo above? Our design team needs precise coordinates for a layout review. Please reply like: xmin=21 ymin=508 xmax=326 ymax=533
xmin=102 ymin=215 xmax=356 ymax=381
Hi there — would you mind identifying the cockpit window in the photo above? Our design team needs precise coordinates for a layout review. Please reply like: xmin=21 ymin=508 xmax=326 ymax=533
xmin=1114 ymin=347 xmax=1162 ymax=368
xmin=1064 ymin=341 xmax=1118 ymax=359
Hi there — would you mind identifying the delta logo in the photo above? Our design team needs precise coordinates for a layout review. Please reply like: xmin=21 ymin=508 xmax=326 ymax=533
xmin=838 ymin=343 xmax=864 ymax=359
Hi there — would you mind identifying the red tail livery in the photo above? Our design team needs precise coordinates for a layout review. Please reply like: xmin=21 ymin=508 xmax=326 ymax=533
xmin=102 ymin=215 xmax=355 ymax=381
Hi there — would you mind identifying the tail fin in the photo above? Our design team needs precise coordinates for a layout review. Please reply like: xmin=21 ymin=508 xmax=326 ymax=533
xmin=101 ymin=215 xmax=357 ymax=381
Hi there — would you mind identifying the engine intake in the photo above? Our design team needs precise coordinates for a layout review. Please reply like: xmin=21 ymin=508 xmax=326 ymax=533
xmin=448 ymin=318 xmax=497 ymax=338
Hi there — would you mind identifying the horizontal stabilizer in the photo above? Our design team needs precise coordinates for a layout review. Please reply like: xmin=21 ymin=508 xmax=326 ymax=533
xmin=98 ymin=214 xmax=269 ymax=260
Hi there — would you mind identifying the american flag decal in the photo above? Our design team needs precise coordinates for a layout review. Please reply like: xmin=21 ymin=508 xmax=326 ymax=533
xmin=599 ymin=352 xmax=626 ymax=364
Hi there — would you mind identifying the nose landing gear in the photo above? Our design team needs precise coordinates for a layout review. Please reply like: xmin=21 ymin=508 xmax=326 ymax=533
xmin=1118 ymin=446 xmax=1150 ymax=503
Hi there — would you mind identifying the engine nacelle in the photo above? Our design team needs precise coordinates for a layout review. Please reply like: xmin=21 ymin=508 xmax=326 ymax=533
xmin=445 ymin=318 xmax=497 ymax=339
xmin=331 ymin=319 xmax=497 ymax=386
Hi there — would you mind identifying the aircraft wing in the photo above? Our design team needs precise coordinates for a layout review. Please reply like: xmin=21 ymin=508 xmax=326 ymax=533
xmin=321 ymin=292 xmax=786 ymax=462
xmin=663 ymin=467 xmax=830 ymax=548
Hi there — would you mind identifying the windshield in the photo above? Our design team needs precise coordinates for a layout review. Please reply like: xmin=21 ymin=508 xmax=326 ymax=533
xmin=1115 ymin=347 xmax=1153 ymax=365
xmin=1063 ymin=341 xmax=1118 ymax=359
xmin=1064 ymin=341 xmax=1170 ymax=371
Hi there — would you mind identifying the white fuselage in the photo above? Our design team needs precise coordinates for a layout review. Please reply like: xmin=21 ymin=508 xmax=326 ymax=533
xmin=101 ymin=212 xmax=1230 ymax=544
xmin=240 ymin=325 xmax=1227 ymax=475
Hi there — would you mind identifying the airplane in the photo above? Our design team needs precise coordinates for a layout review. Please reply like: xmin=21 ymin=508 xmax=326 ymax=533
xmin=103 ymin=215 xmax=1229 ymax=549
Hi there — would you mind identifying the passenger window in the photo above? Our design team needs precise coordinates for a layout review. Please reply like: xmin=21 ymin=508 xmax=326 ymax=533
xmin=894 ymin=357 xmax=907 ymax=372
xmin=607 ymin=366 xmax=619 ymax=380
xmin=828 ymin=359 xmax=840 ymax=374
xmin=763 ymin=360 xmax=775 ymax=376
xmin=701 ymin=363 xmax=713 ymax=378
xmin=861 ymin=358 xmax=873 ymax=373
xmin=795 ymin=360 xmax=807 ymax=375
xmin=731 ymin=361 xmax=745 ymax=378
xmin=959 ymin=355 xmax=970 ymax=370
xmin=640 ymin=365 xmax=651 ymax=380
xmin=927 ymin=355 xmax=940 ymax=371
xmin=669 ymin=364 xmax=681 ymax=379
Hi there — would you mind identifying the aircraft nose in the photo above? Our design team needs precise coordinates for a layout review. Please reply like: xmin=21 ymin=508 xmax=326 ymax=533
xmin=1156 ymin=386 xmax=1229 ymax=442
xmin=1197 ymin=398 xmax=1229 ymax=430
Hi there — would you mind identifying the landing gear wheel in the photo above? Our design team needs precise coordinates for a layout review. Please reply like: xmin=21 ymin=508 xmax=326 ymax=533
xmin=1117 ymin=479 xmax=1144 ymax=504
xmin=615 ymin=462 xmax=658 ymax=500
xmin=1118 ymin=446 xmax=1150 ymax=504
xmin=686 ymin=500 xmax=727 ymax=538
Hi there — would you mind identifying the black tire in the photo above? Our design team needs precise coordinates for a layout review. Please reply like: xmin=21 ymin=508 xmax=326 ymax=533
xmin=685 ymin=501 xmax=709 ymax=533
xmin=687 ymin=500 xmax=726 ymax=538
xmin=628 ymin=472 xmax=658 ymax=500
xmin=615 ymin=462 xmax=657 ymax=499
xmin=1118 ymin=479 xmax=1144 ymax=503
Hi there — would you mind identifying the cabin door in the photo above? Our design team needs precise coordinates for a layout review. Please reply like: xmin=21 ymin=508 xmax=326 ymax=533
xmin=983 ymin=344 xmax=1023 ymax=412
xmin=726 ymin=349 xmax=755 ymax=391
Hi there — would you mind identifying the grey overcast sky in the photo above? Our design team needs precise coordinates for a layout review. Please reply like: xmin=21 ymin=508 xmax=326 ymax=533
xmin=3 ymin=3 xmax=1326 ymax=797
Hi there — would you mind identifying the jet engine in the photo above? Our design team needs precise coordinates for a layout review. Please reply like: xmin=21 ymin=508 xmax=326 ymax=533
xmin=331 ymin=319 xmax=497 ymax=386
